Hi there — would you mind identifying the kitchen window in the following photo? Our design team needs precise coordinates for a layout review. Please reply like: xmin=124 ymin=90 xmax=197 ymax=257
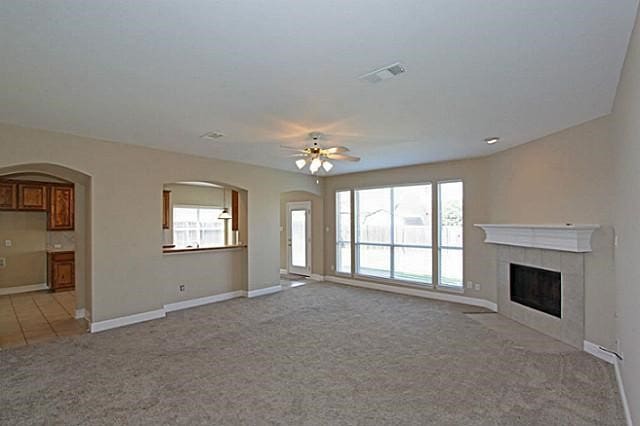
xmin=173 ymin=205 xmax=225 ymax=248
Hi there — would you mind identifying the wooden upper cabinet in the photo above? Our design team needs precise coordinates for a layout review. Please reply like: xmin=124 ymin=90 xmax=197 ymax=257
xmin=231 ymin=190 xmax=239 ymax=231
xmin=48 ymin=185 xmax=74 ymax=231
xmin=0 ymin=182 xmax=17 ymax=210
xmin=162 ymin=190 xmax=171 ymax=229
xmin=17 ymin=183 xmax=47 ymax=211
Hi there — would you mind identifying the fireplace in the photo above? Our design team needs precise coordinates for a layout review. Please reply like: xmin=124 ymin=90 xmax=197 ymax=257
xmin=510 ymin=263 xmax=561 ymax=318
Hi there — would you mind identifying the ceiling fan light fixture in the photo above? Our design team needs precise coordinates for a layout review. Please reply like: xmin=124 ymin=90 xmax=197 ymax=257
xmin=322 ymin=160 xmax=333 ymax=172
xmin=309 ymin=157 xmax=322 ymax=173
xmin=295 ymin=158 xmax=307 ymax=169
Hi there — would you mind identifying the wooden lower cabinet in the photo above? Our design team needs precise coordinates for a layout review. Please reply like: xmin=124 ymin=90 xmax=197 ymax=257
xmin=48 ymin=251 xmax=75 ymax=292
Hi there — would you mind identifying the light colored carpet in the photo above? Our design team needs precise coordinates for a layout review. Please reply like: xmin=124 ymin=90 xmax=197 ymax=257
xmin=0 ymin=282 xmax=625 ymax=425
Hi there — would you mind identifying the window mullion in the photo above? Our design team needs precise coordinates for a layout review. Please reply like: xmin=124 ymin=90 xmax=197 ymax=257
xmin=390 ymin=187 xmax=395 ymax=279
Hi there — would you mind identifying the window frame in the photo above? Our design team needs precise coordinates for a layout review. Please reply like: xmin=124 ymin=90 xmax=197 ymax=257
xmin=334 ymin=189 xmax=353 ymax=277
xmin=353 ymin=182 xmax=434 ymax=287
xmin=436 ymin=179 xmax=464 ymax=293
xmin=172 ymin=204 xmax=227 ymax=249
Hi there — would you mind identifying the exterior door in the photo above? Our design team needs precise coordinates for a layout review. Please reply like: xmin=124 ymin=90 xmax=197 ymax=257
xmin=287 ymin=201 xmax=311 ymax=276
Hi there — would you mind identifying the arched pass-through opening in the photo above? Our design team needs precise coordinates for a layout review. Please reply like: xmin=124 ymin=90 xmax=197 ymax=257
xmin=0 ymin=163 xmax=92 ymax=347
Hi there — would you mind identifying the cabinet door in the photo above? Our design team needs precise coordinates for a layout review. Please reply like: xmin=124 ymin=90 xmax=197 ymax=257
xmin=0 ymin=182 xmax=17 ymax=210
xmin=231 ymin=190 xmax=239 ymax=231
xmin=48 ymin=185 xmax=75 ymax=230
xmin=162 ymin=190 xmax=171 ymax=229
xmin=52 ymin=260 xmax=75 ymax=290
xmin=17 ymin=183 xmax=47 ymax=210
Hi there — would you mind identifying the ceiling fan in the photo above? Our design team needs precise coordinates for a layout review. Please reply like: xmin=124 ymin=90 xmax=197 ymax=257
xmin=281 ymin=132 xmax=360 ymax=174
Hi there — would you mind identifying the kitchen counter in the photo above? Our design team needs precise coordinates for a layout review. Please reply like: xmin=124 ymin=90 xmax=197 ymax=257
xmin=46 ymin=248 xmax=75 ymax=254
xmin=163 ymin=244 xmax=247 ymax=254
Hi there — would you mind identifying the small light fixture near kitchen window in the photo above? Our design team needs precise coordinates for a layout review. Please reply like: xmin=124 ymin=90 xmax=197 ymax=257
xmin=218 ymin=189 xmax=232 ymax=220
xmin=485 ymin=137 xmax=500 ymax=145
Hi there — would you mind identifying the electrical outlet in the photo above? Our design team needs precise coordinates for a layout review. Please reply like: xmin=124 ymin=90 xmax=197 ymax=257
xmin=179 ymin=284 xmax=185 ymax=292
xmin=331 ymin=265 xmax=335 ymax=271
xmin=474 ymin=283 xmax=481 ymax=291
xmin=467 ymin=281 xmax=473 ymax=289
xmin=4 ymin=240 xmax=11 ymax=247
xmin=0 ymin=257 xmax=6 ymax=268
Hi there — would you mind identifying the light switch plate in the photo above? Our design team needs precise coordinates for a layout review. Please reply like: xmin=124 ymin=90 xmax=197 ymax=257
xmin=0 ymin=257 xmax=6 ymax=268
xmin=4 ymin=240 xmax=11 ymax=247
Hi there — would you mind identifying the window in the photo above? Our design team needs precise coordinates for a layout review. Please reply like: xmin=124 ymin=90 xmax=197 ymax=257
xmin=355 ymin=184 xmax=432 ymax=284
xmin=335 ymin=190 xmax=351 ymax=273
xmin=438 ymin=181 xmax=463 ymax=289
xmin=173 ymin=206 xmax=225 ymax=248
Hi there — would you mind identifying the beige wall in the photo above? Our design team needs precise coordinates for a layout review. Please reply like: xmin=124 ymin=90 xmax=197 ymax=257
xmin=0 ymin=123 xmax=320 ymax=322
xmin=322 ymin=116 xmax=616 ymax=349
xmin=0 ymin=211 xmax=47 ymax=289
xmin=611 ymin=5 xmax=640 ymax=422
xmin=322 ymin=158 xmax=494 ymax=301
xmin=280 ymin=191 xmax=324 ymax=275
xmin=488 ymin=116 xmax=616 ymax=348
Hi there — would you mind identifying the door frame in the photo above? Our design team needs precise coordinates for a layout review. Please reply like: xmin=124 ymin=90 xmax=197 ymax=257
xmin=286 ymin=201 xmax=312 ymax=276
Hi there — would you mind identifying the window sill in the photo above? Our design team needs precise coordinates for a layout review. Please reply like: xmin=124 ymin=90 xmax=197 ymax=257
xmin=162 ymin=244 xmax=247 ymax=254
xmin=354 ymin=273 xmax=435 ymax=290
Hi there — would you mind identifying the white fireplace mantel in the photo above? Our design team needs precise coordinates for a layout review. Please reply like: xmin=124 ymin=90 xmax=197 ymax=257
xmin=474 ymin=224 xmax=600 ymax=253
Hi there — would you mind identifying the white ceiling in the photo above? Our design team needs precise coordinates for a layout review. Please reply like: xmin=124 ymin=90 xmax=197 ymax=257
xmin=1 ymin=1 xmax=638 ymax=175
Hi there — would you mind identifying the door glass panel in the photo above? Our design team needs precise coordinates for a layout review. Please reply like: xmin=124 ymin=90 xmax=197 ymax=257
xmin=291 ymin=210 xmax=307 ymax=268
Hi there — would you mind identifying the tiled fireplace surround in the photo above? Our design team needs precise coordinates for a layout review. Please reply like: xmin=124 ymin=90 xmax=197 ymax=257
xmin=496 ymin=245 xmax=584 ymax=348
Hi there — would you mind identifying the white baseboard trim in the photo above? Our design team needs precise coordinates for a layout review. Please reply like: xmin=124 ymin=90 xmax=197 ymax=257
xmin=583 ymin=340 xmax=616 ymax=364
xmin=90 ymin=308 xmax=166 ymax=333
xmin=614 ymin=358 xmax=633 ymax=426
xmin=245 ymin=285 xmax=282 ymax=298
xmin=0 ymin=283 xmax=48 ymax=296
xmin=164 ymin=290 xmax=244 ymax=313
xmin=279 ymin=268 xmax=287 ymax=275
xmin=325 ymin=275 xmax=498 ymax=311
xmin=89 ymin=290 xmax=249 ymax=333
xmin=582 ymin=341 xmax=632 ymax=425
xmin=309 ymin=274 xmax=325 ymax=281
xmin=74 ymin=308 xmax=85 ymax=320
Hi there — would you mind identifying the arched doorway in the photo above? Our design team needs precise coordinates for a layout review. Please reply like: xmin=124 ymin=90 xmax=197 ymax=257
xmin=0 ymin=163 xmax=91 ymax=348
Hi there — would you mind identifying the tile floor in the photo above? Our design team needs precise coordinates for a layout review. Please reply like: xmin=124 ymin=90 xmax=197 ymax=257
xmin=0 ymin=290 xmax=86 ymax=349
xmin=280 ymin=273 xmax=314 ymax=289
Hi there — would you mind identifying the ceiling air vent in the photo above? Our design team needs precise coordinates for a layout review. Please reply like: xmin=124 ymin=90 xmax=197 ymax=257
xmin=359 ymin=62 xmax=406 ymax=84
xmin=201 ymin=131 xmax=225 ymax=140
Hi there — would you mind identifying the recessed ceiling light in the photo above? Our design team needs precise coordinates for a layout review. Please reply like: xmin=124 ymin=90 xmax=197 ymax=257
xmin=201 ymin=131 xmax=225 ymax=140
xmin=484 ymin=137 xmax=500 ymax=145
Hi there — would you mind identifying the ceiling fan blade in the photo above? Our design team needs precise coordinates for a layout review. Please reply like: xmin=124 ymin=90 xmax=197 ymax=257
xmin=287 ymin=154 xmax=307 ymax=157
xmin=280 ymin=145 xmax=307 ymax=152
xmin=324 ymin=146 xmax=350 ymax=154
xmin=327 ymin=153 xmax=360 ymax=162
